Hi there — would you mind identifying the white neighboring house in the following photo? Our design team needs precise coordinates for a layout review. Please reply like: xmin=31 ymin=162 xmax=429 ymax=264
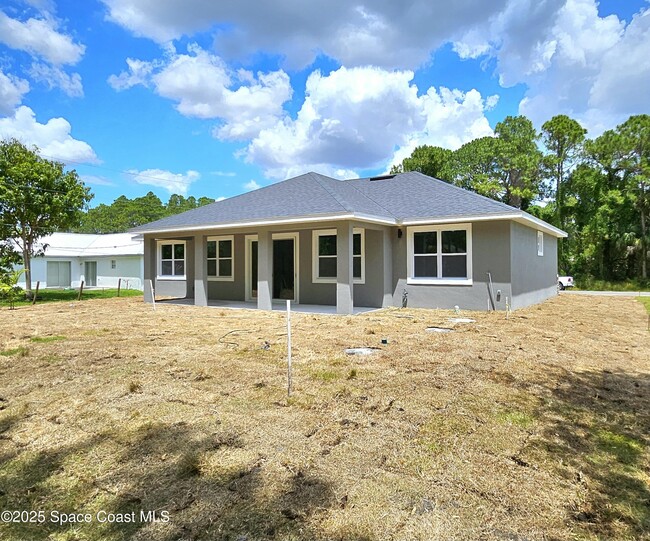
xmin=13 ymin=233 xmax=144 ymax=291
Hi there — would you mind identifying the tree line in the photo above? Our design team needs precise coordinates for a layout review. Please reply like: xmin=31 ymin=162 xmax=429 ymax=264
xmin=73 ymin=192 xmax=215 ymax=234
xmin=391 ymin=114 xmax=649 ymax=282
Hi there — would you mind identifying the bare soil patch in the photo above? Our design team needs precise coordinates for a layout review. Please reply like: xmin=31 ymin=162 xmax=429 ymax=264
xmin=0 ymin=295 xmax=648 ymax=541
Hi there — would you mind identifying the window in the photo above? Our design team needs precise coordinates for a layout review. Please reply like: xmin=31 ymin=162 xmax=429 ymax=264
xmin=537 ymin=231 xmax=544 ymax=256
xmin=407 ymin=224 xmax=472 ymax=285
xmin=207 ymin=236 xmax=234 ymax=281
xmin=111 ymin=259 xmax=116 ymax=269
xmin=312 ymin=228 xmax=365 ymax=283
xmin=158 ymin=241 xmax=186 ymax=279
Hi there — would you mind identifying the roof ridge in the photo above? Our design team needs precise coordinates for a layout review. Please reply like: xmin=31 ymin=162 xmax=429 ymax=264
xmin=308 ymin=172 xmax=353 ymax=213
xmin=342 ymin=177 xmax=398 ymax=219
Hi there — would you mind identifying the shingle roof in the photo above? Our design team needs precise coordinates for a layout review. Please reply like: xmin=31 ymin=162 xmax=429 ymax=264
xmin=130 ymin=171 xmax=556 ymax=234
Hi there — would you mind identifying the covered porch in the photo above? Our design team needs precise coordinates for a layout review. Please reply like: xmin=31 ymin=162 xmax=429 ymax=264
xmin=143 ymin=221 xmax=395 ymax=315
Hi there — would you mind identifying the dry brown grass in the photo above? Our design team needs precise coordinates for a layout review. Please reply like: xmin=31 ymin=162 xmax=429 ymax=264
xmin=0 ymin=295 xmax=648 ymax=541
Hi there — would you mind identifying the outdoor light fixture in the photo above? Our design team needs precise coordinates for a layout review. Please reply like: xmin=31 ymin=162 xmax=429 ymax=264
xmin=397 ymin=228 xmax=403 ymax=238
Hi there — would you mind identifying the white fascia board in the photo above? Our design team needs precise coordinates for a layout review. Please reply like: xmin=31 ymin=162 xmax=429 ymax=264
xmin=136 ymin=212 xmax=396 ymax=235
xmin=513 ymin=214 xmax=568 ymax=238
xmin=402 ymin=213 xmax=567 ymax=238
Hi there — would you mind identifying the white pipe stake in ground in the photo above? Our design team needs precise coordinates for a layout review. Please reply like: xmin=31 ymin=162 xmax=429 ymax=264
xmin=287 ymin=299 xmax=292 ymax=397
xmin=148 ymin=279 xmax=156 ymax=311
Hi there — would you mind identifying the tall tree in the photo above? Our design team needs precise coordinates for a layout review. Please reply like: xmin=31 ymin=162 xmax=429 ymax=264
xmin=391 ymin=145 xmax=454 ymax=181
xmin=448 ymin=137 xmax=502 ymax=199
xmin=541 ymin=115 xmax=587 ymax=227
xmin=0 ymin=139 xmax=92 ymax=297
xmin=618 ymin=114 xmax=650 ymax=278
xmin=541 ymin=115 xmax=587 ymax=271
xmin=493 ymin=116 xmax=542 ymax=209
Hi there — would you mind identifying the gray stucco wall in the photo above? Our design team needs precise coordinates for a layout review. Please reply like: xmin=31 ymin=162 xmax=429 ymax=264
xmin=207 ymin=233 xmax=246 ymax=301
xmin=353 ymin=228 xmax=384 ymax=308
xmin=299 ymin=229 xmax=335 ymax=305
xmin=144 ymin=233 xmax=191 ymax=300
xmin=143 ymin=220 xmax=558 ymax=310
xmin=297 ymin=225 xmax=384 ymax=308
xmin=391 ymin=221 xmax=513 ymax=311
xmin=510 ymin=222 xmax=558 ymax=309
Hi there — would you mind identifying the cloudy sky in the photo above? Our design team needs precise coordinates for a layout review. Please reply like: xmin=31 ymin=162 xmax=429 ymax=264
xmin=0 ymin=0 xmax=648 ymax=205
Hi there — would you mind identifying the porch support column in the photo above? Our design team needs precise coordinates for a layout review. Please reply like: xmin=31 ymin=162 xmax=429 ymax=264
xmin=257 ymin=229 xmax=273 ymax=311
xmin=382 ymin=227 xmax=394 ymax=307
xmin=194 ymin=234 xmax=208 ymax=307
xmin=143 ymin=235 xmax=156 ymax=303
xmin=336 ymin=222 xmax=354 ymax=315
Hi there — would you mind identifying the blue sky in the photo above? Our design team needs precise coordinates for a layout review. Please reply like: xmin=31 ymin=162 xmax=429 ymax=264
xmin=0 ymin=0 xmax=648 ymax=206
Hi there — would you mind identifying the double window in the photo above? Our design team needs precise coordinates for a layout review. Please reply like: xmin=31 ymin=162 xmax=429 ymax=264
xmin=407 ymin=225 xmax=472 ymax=285
xmin=207 ymin=236 xmax=234 ymax=281
xmin=158 ymin=241 xmax=186 ymax=279
xmin=312 ymin=228 xmax=365 ymax=283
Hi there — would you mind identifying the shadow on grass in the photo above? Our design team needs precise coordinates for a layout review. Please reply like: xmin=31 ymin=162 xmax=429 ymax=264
xmin=0 ymin=421 xmax=361 ymax=541
xmin=529 ymin=367 xmax=650 ymax=539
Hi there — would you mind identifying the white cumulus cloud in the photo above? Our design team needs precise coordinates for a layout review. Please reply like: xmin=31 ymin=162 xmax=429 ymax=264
xmin=243 ymin=180 xmax=261 ymax=191
xmin=0 ymin=69 xmax=29 ymax=115
xmin=108 ymin=45 xmax=292 ymax=140
xmin=127 ymin=168 xmax=200 ymax=194
xmin=245 ymin=66 xmax=494 ymax=179
xmin=0 ymin=106 xmax=98 ymax=164
xmin=0 ymin=10 xmax=85 ymax=65
xmin=453 ymin=0 xmax=647 ymax=135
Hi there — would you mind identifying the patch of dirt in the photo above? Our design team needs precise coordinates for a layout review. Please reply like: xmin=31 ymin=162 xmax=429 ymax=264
xmin=0 ymin=294 xmax=648 ymax=541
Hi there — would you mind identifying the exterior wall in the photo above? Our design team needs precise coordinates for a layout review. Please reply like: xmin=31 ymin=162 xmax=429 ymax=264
xmin=510 ymin=222 xmax=558 ymax=309
xmin=142 ymin=219 xmax=559 ymax=311
xmin=17 ymin=255 xmax=143 ymax=290
xmin=391 ymin=220 xmax=513 ymax=311
xmin=147 ymin=233 xmax=192 ymax=299
xmin=354 ymin=228 xmax=384 ymax=308
xmin=298 ymin=229 xmax=335 ymax=305
xmin=298 ymin=224 xmax=385 ymax=308
xmin=207 ymin=233 xmax=246 ymax=301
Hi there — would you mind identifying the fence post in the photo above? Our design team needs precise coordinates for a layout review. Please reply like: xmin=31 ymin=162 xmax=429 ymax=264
xmin=77 ymin=281 xmax=84 ymax=301
xmin=32 ymin=281 xmax=40 ymax=305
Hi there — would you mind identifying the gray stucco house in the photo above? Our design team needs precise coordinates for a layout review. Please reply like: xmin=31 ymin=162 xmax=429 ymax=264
xmin=131 ymin=171 xmax=566 ymax=313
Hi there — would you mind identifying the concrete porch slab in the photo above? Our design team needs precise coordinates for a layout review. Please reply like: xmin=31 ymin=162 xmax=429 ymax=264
xmin=157 ymin=298 xmax=381 ymax=315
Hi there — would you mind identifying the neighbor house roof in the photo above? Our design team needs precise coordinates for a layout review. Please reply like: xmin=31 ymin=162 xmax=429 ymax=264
xmin=17 ymin=233 xmax=144 ymax=257
xmin=131 ymin=171 xmax=566 ymax=237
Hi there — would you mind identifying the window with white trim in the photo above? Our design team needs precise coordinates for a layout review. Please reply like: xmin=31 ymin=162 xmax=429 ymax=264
xmin=312 ymin=228 xmax=365 ymax=283
xmin=158 ymin=241 xmax=186 ymax=279
xmin=207 ymin=236 xmax=234 ymax=280
xmin=407 ymin=225 xmax=472 ymax=285
xmin=537 ymin=231 xmax=544 ymax=256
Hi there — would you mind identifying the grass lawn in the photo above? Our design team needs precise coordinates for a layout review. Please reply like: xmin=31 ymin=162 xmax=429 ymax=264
xmin=0 ymin=288 xmax=142 ymax=308
xmin=0 ymin=295 xmax=648 ymax=541
xmin=574 ymin=278 xmax=650 ymax=292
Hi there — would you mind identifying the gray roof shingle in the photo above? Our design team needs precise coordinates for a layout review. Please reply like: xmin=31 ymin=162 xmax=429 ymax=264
xmin=131 ymin=171 xmax=531 ymax=233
